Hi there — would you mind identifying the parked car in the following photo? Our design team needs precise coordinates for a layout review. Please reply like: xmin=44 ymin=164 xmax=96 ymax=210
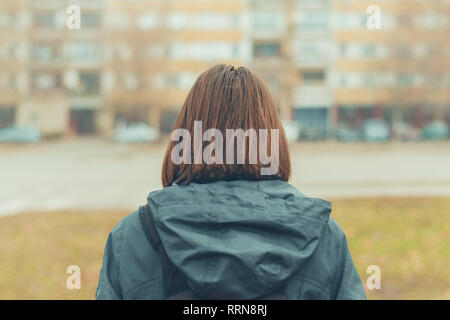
xmin=335 ymin=126 xmax=360 ymax=142
xmin=299 ymin=127 xmax=327 ymax=141
xmin=360 ymin=119 xmax=390 ymax=142
xmin=0 ymin=126 xmax=41 ymax=143
xmin=114 ymin=122 xmax=159 ymax=143
xmin=422 ymin=121 xmax=449 ymax=140
xmin=392 ymin=122 xmax=421 ymax=141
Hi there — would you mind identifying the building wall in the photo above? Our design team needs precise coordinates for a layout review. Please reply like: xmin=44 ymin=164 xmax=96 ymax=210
xmin=0 ymin=0 xmax=106 ymax=137
xmin=0 ymin=0 xmax=448 ymax=139
xmin=248 ymin=0 xmax=334 ymax=138
xmin=331 ymin=0 xmax=450 ymax=136
xmin=104 ymin=0 xmax=248 ymax=132
xmin=0 ymin=0 xmax=28 ymax=127
xmin=17 ymin=95 xmax=68 ymax=136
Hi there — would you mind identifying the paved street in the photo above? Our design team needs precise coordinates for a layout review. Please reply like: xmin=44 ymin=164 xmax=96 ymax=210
xmin=1 ymin=138 xmax=449 ymax=216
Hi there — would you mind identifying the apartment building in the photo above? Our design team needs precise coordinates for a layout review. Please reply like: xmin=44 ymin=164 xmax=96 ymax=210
xmin=1 ymin=0 xmax=448 ymax=139
xmin=0 ymin=0 xmax=106 ymax=136
xmin=331 ymin=0 xmax=450 ymax=139
xmin=104 ymin=0 xmax=248 ymax=133
xmin=292 ymin=0 xmax=334 ymax=139
xmin=0 ymin=0 xmax=247 ymax=137
xmin=248 ymin=0 xmax=334 ymax=139
xmin=0 ymin=0 xmax=28 ymax=130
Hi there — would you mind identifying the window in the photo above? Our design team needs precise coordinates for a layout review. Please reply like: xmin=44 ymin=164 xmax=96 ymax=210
xmin=333 ymin=13 xmax=365 ymax=30
xmin=116 ymin=43 xmax=133 ymax=61
xmin=253 ymin=42 xmax=280 ymax=58
xmin=252 ymin=12 xmax=283 ymax=33
xmin=79 ymin=72 xmax=100 ymax=94
xmin=295 ymin=0 xmax=330 ymax=4
xmin=8 ymin=13 xmax=20 ymax=29
xmin=169 ymin=42 xmax=237 ymax=61
xmin=68 ymin=42 xmax=100 ymax=60
xmin=295 ymin=42 xmax=331 ymax=60
xmin=167 ymin=13 xmax=187 ymax=30
xmin=361 ymin=44 xmax=377 ymax=57
xmin=33 ymin=12 xmax=55 ymax=28
xmin=188 ymin=42 xmax=236 ymax=61
xmin=391 ymin=44 xmax=411 ymax=59
xmin=397 ymin=73 xmax=414 ymax=87
xmin=296 ymin=11 xmax=329 ymax=31
xmin=297 ymin=44 xmax=321 ymax=57
xmin=0 ymin=74 xmax=9 ymax=87
xmin=10 ymin=74 xmax=16 ymax=88
xmin=81 ymin=13 xmax=101 ymax=28
xmin=0 ymin=106 xmax=15 ymax=129
xmin=32 ymin=72 xmax=62 ymax=90
xmin=415 ymin=13 xmax=438 ymax=29
xmin=342 ymin=72 xmax=360 ymax=88
xmin=145 ymin=45 xmax=166 ymax=58
xmin=361 ymin=73 xmax=377 ymax=87
xmin=175 ymin=73 xmax=197 ymax=90
xmin=106 ymin=13 xmax=129 ymax=30
xmin=123 ymin=73 xmax=138 ymax=91
xmin=193 ymin=13 xmax=237 ymax=30
xmin=0 ymin=14 xmax=9 ymax=28
xmin=9 ymin=44 xmax=17 ymax=59
xmin=339 ymin=74 xmax=347 ymax=87
xmin=231 ymin=14 xmax=239 ymax=28
xmin=138 ymin=13 xmax=157 ymax=30
xmin=300 ymin=70 xmax=326 ymax=84
xmin=169 ymin=42 xmax=184 ymax=60
xmin=33 ymin=44 xmax=56 ymax=62
xmin=232 ymin=44 xmax=239 ymax=58
xmin=68 ymin=71 xmax=101 ymax=94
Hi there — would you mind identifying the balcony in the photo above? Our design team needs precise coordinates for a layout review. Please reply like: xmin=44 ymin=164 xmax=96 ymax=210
xmin=293 ymin=86 xmax=333 ymax=108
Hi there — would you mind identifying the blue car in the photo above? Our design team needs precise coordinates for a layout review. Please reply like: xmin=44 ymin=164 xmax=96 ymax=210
xmin=422 ymin=121 xmax=449 ymax=140
xmin=0 ymin=126 xmax=41 ymax=143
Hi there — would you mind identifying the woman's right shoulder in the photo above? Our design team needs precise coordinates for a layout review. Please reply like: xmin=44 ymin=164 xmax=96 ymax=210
xmin=109 ymin=209 xmax=142 ymax=237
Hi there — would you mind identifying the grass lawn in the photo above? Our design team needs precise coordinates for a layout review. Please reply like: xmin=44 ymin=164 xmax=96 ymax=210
xmin=0 ymin=197 xmax=449 ymax=300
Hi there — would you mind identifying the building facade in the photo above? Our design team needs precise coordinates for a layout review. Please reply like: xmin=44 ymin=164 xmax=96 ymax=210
xmin=104 ymin=0 xmax=248 ymax=134
xmin=0 ymin=0 xmax=448 ymax=140
xmin=0 ymin=0 xmax=106 ymax=137
xmin=331 ymin=0 xmax=450 ymax=140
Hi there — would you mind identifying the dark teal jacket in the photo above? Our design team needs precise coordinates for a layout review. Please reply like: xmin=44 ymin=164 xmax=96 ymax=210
xmin=96 ymin=179 xmax=366 ymax=300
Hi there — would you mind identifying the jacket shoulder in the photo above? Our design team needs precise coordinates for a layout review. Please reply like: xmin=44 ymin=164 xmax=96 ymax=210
xmin=110 ymin=210 xmax=139 ymax=238
xmin=323 ymin=217 xmax=367 ymax=299
xmin=326 ymin=217 xmax=346 ymax=240
xmin=107 ymin=209 xmax=165 ymax=298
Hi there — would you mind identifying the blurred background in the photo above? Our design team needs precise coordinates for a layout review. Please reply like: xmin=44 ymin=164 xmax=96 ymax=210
xmin=0 ymin=0 xmax=449 ymax=300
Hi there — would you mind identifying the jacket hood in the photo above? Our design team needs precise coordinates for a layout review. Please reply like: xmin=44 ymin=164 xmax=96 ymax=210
xmin=147 ymin=179 xmax=331 ymax=299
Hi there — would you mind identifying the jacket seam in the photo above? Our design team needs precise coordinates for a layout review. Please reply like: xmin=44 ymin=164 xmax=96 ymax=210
xmin=292 ymin=275 xmax=330 ymax=295
xmin=124 ymin=276 xmax=164 ymax=296
xmin=331 ymin=233 xmax=344 ymax=299
xmin=151 ymin=203 xmax=328 ymax=223
xmin=112 ymin=220 xmax=124 ymax=295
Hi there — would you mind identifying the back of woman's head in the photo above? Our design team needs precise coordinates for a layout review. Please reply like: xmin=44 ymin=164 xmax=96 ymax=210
xmin=162 ymin=64 xmax=291 ymax=187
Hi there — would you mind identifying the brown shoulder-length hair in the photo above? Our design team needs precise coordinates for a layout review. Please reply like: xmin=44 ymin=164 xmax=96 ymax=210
xmin=162 ymin=64 xmax=291 ymax=187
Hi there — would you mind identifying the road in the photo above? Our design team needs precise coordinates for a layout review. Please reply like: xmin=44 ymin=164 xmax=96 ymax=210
xmin=1 ymin=138 xmax=449 ymax=216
